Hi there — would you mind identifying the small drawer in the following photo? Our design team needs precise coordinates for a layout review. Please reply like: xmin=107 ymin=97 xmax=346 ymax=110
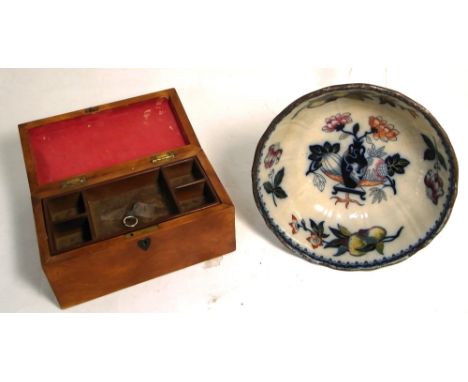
xmin=174 ymin=181 xmax=217 ymax=213
xmin=52 ymin=217 xmax=93 ymax=253
xmin=84 ymin=169 xmax=178 ymax=240
xmin=46 ymin=192 xmax=86 ymax=222
xmin=162 ymin=158 xmax=204 ymax=188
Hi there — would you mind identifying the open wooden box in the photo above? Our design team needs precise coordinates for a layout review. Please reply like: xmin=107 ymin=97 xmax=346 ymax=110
xmin=19 ymin=89 xmax=236 ymax=308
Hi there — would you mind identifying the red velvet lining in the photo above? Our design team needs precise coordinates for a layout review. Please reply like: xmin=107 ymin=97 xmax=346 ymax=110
xmin=29 ymin=98 xmax=187 ymax=185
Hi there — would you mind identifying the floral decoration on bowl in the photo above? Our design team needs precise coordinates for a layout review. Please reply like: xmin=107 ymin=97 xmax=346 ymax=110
xmin=252 ymin=84 xmax=458 ymax=270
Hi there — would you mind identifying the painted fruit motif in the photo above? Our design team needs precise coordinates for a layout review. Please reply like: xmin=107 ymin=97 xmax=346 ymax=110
xmin=348 ymin=226 xmax=387 ymax=256
xmin=321 ymin=152 xmax=342 ymax=177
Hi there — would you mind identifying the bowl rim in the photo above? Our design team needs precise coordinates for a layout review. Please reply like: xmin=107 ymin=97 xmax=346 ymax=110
xmin=251 ymin=83 xmax=459 ymax=271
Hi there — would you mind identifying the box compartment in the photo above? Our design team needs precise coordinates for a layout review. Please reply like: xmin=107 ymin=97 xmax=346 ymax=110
xmin=42 ymin=157 xmax=221 ymax=254
xmin=51 ymin=217 xmax=92 ymax=252
xmin=84 ymin=169 xmax=178 ymax=240
xmin=46 ymin=192 xmax=86 ymax=222
xmin=173 ymin=181 xmax=217 ymax=213
xmin=162 ymin=158 xmax=204 ymax=188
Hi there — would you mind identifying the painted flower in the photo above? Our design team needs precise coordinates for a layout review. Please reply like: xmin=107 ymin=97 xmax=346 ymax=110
xmin=322 ymin=113 xmax=352 ymax=132
xmin=289 ymin=215 xmax=329 ymax=247
xmin=424 ymin=169 xmax=444 ymax=205
xmin=369 ymin=116 xmax=399 ymax=142
xmin=264 ymin=143 xmax=283 ymax=169
xmin=289 ymin=214 xmax=299 ymax=234
xmin=307 ymin=233 xmax=323 ymax=249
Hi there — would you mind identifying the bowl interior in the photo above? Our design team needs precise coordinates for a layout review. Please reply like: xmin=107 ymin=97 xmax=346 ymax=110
xmin=253 ymin=85 xmax=457 ymax=270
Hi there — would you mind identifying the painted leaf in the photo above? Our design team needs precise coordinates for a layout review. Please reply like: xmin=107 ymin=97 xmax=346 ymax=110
xmin=422 ymin=134 xmax=435 ymax=151
xmin=306 ymin=160 xmax=321 ymax=174
xmin=379 ymin=96 xmax=396 ymax=107
xmin=374 ymin=146 xmax=387 ymax=158
xmin=395 ymin=158 xmax=410 ymax=174
xmin=329 ymin=227 xmax=348 ymax=239
xmin=437 ymin=152 xmax=447 ymax=170
xmin=318 ymin=221 xmax=325 ymax=235
xmin=274 ymin=168 xmax=285 ymax=187
xmin=339 ymin=132 xmax=348 ymax=140
xmin=331 ymin=143 xmax=340 ymax=153
xmin=309 ymin=219 xmax=318 ymax=231
xmin=309 ymin=145 xmax=324 ymax=155
xmin=325 ymin=238 xmax=344 ymax=248
xmin=399 ymin=158 xmax=410 ymax=166
xmin=370 ymin=187 xmax=386 ymax=204
xmin=313 ymin=173 xmax=326 ymax=192
xmin=368 ymin=143 xmax=382 ymax=158
xmin=424 ymin=148 xmax=436 ymax=161
xmin=376 ymin=242 xmax=384 ymax=255
xmin=263 ymin=182 xmax=273 ymax=194
xmin=273 ymin=187 xmax=287 ymax=199
xmin=352 ymin=123 xmax=360 ymax=135
xmin=338 ymin=224 xmax=351 ymax=237
xmin=334 ymin=246 xmax=348 ymax=257
xmin=385 ymin=154 xmax=410 ymax=176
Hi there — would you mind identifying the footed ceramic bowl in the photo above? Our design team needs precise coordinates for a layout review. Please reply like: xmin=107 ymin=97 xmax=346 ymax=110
xmin=252 ymin=83 xmax=458 ymax=270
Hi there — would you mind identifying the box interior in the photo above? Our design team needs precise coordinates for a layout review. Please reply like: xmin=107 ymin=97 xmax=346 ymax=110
xmin=85 ymin=169 xmax=177 ymax=240
xmin=28 ymin=97 xmax=187 ymax=185
xmin=43 ymin=157 xmax=219 ymax=254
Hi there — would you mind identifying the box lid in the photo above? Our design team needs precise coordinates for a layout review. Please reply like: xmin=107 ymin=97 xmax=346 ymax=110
xmin=19 ymin=89 xmax=200 ymax=195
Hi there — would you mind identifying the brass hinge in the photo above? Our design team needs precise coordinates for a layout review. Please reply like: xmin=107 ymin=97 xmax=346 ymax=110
xmin=150 ymin=152 xmax=175 ymax=164
xmin=61 ymin=176 xmax=87 ymax=188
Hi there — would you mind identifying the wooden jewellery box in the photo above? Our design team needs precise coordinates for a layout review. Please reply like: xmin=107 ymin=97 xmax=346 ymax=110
xmin=19 ymin=89 xmax=236 ymax=308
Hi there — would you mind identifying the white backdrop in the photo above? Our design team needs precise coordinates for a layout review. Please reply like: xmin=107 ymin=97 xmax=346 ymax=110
xmin=0 ymin=69 xmax=466 ymax=313
xmin=1 ymin=68 xmax=467 ymax=380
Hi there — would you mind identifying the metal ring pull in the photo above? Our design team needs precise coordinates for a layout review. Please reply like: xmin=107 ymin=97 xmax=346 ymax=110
xmin=123 ymin=215 xmax=139 ymax=228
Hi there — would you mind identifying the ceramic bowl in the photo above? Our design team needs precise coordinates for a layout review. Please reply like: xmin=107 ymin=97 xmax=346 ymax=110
xmin=252 ymin=83 xmax=458 ymax=270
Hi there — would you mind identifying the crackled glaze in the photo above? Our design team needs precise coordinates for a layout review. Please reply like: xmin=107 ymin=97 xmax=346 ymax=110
xmin=252 ymin=84 xmax=457 ymax=270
